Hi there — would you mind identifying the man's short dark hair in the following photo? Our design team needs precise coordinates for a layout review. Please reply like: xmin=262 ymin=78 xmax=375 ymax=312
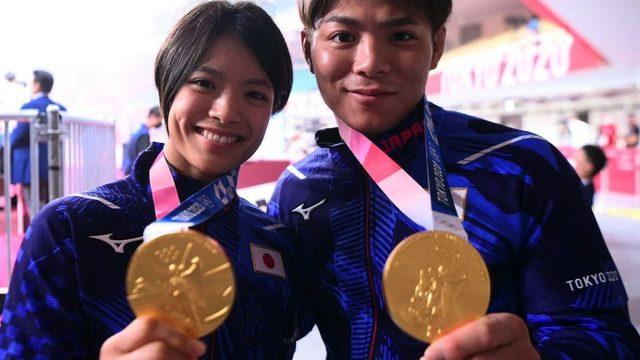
xmin=582 ymin=145 xmax=607 ymax=177
xmin=148 ymin=106 xmax=161 ymax=118
xmin=33 ymin=70 xmax=54 ymax=93
xmin=155 ymin=1 xmax=293 ymax=123
xmin=298 ymin=0 xmax=452 ymax=33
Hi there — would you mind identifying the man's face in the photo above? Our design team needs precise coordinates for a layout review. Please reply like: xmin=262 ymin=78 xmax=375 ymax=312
xmin=149 ymin=114 xmax=163 ymax=128
xmin=303 ymin=0 xmax=445 ymax=136
xmin=31 ymin=79 xmax=41 ymax=95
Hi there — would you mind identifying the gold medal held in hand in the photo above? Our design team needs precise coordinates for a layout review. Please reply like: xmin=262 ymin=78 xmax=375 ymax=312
xmin=383 ymin=231 xmax=490 ymax=343
xmin=126 ymin=230 xmax=235 ymax=338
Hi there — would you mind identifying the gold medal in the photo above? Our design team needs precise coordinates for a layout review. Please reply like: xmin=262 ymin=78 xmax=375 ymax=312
xmin=383 ymin=231 xmax=490 ymax=343
xmin=126 ymin=230 xmax=235 ymax=338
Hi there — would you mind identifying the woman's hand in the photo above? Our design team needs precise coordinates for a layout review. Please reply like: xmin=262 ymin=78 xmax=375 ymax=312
xmin=100 ymin=316 xmax=206 ymax=360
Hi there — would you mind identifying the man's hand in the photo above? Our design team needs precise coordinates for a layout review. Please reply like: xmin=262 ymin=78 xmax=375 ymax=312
xmin=100 ymin=316 xmax=206 ymax=360
xmin=422 ymin=313 xmax=539 ymax=360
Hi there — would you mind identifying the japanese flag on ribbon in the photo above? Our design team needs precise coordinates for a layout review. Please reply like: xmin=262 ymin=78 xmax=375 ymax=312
xmin=250 ymin=243 xmax=286 ymax=278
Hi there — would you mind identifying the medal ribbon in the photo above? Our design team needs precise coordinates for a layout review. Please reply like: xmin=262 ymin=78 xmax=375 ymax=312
xmin=337 ymin=98 xmax=467 ymax=240
xmin=145 ymin=150 xmax=238 ymax=241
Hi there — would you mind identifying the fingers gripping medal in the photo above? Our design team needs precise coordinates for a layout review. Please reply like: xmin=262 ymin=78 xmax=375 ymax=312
xmin=126 ymin=151 xmax=237 ymax=338
xmin=337 ymin=99 xmax=490 ymax=343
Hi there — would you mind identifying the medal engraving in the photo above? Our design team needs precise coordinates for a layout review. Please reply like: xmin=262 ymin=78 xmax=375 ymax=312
xmin=127 ymin=230 xmax=235 ymax=338
xmin=383 ymin=231 xmax=490 ymax=343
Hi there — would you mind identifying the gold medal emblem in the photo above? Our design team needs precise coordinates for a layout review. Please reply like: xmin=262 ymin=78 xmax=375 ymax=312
xmin=383 ymin=231 xmax=490 ymax=343
xmin=126 ymin=230 xmax=235 ymax=338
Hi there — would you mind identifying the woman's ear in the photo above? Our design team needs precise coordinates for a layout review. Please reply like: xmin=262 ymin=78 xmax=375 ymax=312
xmin=301 ymin=30 xmax=314 ymax=74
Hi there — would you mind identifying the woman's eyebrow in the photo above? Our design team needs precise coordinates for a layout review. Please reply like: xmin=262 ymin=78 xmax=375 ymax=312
xmin=193 ymin=65 xmax=222 ymax=78
xmin=246 ymin=78 xmax=272 ymax=88
xmin=193 ymin=64 xmax=271 ymax=88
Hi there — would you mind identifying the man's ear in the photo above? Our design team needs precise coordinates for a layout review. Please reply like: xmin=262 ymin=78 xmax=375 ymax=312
xmin=586 ymin=163 xmax=595 ymax=178
xmin=301 ymin=29 xmax=315 ymax=74
xmin=430 ymin=26 xmax=447 ymax=70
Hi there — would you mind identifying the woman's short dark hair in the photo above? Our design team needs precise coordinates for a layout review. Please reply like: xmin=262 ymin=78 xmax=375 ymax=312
xmin=155 ymin=1 xmax=293 ymax=122
xmin=298 ymin=0 xmax=452 ymax=33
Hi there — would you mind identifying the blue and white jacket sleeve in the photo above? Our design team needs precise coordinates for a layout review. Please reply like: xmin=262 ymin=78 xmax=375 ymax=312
xmin=0 ymin=202 xmax=89 ymax=358
xmin=517 ymin=144 xmax=640 ymax=358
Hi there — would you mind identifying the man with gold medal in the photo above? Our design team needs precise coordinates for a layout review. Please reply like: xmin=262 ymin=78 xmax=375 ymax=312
xmin=269 ymin=0 xmax=640 ymax=358
xmin=336 ymin=95 xmax=492 ymax=346
xmin=0 ymin=2 xmax=300 ymax=358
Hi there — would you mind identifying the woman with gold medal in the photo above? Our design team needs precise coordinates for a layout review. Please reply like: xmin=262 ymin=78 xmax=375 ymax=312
xmin=0 ymin=2 xmax=298 ymax=359
xmin=269 ymin=0 xmax=640 ymax=358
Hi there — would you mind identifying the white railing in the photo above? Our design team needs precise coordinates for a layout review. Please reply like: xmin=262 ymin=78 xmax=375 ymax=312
xmin=1 ymin=108 xmax=115 ymax=281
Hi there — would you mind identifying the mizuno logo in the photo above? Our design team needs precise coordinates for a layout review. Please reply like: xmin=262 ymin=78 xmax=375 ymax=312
xmin=90 ymin=233 xmax=143 ymax=253
xmin=291 ymin=199 xmax=326 ymax=220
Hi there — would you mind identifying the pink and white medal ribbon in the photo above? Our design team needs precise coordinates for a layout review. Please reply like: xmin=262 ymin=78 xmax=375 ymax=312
xmin=336 ymin=98 xmax=467 ymax=239
xmin=144 ymin=150 xmax=238 ymax=241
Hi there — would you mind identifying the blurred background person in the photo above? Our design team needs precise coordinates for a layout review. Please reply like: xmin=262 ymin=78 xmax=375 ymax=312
xmin=10 ymin=70 xmax=66 ymax=219
xmin=0 ymin=71 xmax=29 ymax=177
xmin=575 ymin=144 xmax=608 ymax=207
xmin=557 ymin=118 xmax=572 ymax=146
xmin=121 ymin=105 xmax=162 ymax=175
xmin=625 ymin=113 xmax=639 ymax=148
xmin=598 ymin=116 xmax=618 ymax=148
xmin=0 ymin=71 xmax=30 ymax=209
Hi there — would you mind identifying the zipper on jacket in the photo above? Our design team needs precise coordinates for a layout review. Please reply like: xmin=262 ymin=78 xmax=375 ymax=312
xmin=363 ymin=177 xmax=379 ymax=360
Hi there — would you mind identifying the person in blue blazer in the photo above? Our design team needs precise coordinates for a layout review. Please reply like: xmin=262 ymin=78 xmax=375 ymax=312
xmin=10 ymin=69 xmax=66 ymax=211
xmin=122 ymin=106 xmax=163 ymax=176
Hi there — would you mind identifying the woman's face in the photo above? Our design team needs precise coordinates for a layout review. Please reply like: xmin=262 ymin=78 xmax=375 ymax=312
xmin=163 ymin=33 xmax=274 ymax=183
